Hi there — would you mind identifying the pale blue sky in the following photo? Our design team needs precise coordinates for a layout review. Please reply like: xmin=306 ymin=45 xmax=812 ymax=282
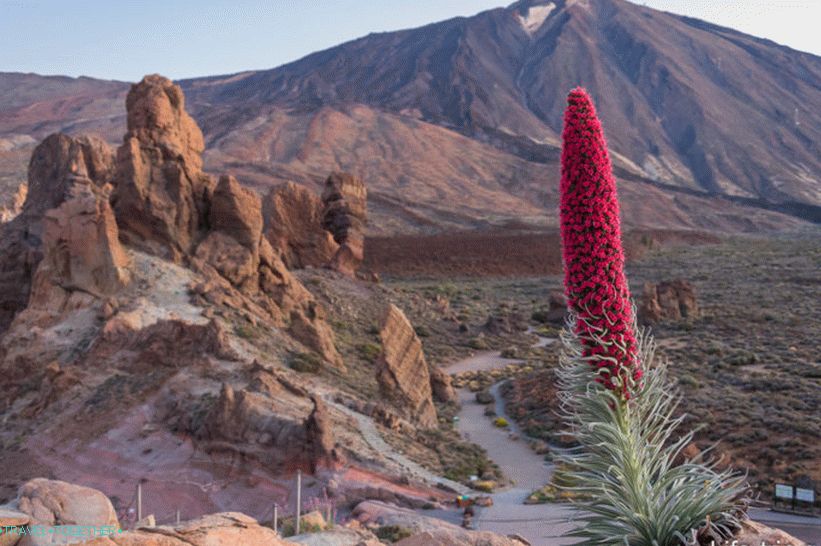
xmin=1 ymin=0 xmax=819 ymax=82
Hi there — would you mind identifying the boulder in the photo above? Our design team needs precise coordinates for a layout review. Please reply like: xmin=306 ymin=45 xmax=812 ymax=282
xmin=484 ymin=311 xmax=527 ymax=335
xmin=321 ymin=173 xmax=367 ymax=277
xmin=112 ymin=74 xmax=214 ymax=261
xmin=288 ymin=527 xmax=381 ymax=546
xmin=733 ymin=519 xmax=806 ymax=546
xmin=376 ymin=305 xmax=437 ymax=427
xmin=429 ymin=367 xmax=457 ymax=404
xmin=0 ymin=134 xmax=114 ymax=334
xmin=545 ymin=290 xmax=568 ymax=324
xmin=0 ymin=505 xmax=29 ymax=546
xmin=639 ymin=279 xmax=699 ymax=324
xmin=395 ymin=530 xmax=522 ymax=546
xmin=263 ymin=182 xmax=338 ymax=269
xmin=84 ymin=512 xmax=289 ymax=546
xmin=16 ymin=478 xmax=118 ymax=527
xmin=351 ymin=501 xmax=519 ymax=545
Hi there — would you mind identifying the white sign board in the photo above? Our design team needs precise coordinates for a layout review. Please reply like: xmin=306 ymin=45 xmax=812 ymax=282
xmin=775 ymin=484 xmax=794 ymax=499
xmin=795 ymin=488 xmax=815 ymax=503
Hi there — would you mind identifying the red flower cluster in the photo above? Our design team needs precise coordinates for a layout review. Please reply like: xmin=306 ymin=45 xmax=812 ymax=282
xmin=559 ymin=88 xmax=641 ymax=399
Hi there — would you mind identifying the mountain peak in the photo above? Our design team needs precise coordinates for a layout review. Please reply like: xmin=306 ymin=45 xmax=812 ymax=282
xmin=513 ymin=2 xmax=557 ymax=35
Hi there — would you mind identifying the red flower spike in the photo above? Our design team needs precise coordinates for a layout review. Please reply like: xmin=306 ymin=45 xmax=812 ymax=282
xmin=559 ymin=87 xmax=640 ymax=399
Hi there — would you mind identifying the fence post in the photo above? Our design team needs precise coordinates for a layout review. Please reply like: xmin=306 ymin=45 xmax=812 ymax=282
xmin=273 ymin=504 xmax=278 ymax=533
xmin=176 ymin=509 xmax=180 ymax=525
xmin=136 ymin=482 xmax=142 ymax=522
xmin=295 ymin=470 xmax=302 ymax=535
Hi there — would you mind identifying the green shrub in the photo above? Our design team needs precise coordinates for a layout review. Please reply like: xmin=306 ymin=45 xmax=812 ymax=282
xmin=724 ymin=350 xmax=759 ymax=366
xmin=375 ymin=525 xmax=413 ymax=542
xmin=475 ymin=390 xmax=494 ymax=404
xmin=468 ymin=336 xmax=489 ymax=350
xmin=500 ymin=346 xmax=522 ymax=359
xmin=358 ymin=342 xmax=382 ymax=363
xmin=289 ymin=352 xmax=322 ymax=373
xmin=235 ymin=324 xmax=256 ymax=339
xmin=531 ymin=310 xmax=551 ymax=323
xmin=473 ymin=480 xmax=496 ymax=492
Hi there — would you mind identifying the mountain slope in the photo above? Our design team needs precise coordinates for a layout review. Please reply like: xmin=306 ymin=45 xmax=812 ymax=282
xmin=2 ymin=0 xmax=820 ymax=232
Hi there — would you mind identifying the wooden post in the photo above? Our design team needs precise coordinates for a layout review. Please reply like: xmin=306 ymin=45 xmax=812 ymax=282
xmin=175 ymin=509 xmax=180 ymax=525
xmin=273 ymin=504 xmax=278 ymax=533
xmin=295 ymin=470 xmax=302 ymax=535
xmin=136 ymin=482 xmax=142 ymax=522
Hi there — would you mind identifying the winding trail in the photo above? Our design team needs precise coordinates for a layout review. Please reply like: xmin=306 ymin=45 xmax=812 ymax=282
xmin=447 ymin=336 xmax=579 ymax=546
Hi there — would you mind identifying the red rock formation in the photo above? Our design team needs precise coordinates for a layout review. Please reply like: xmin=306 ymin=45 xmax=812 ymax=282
xmin=0 ymin=133 xmax=115 ymax=334
xmin=639 ymin=279 xmax=699 ymax=325
xmin=196 ymin=175 xmax=265 ymax=290
xmin=429 ymin=367 xmax=457 ymax=404
xmin=304 ymin=395 xmax=344 ymax=472
xmin=376 ymin=304 xmax=437 ymax=428
xmin=194 ymin=176 xmax=344 ymax=369
xmin=97 ymin=319 xmax=239 ymax=371
xmin=322 ymin=172 xmax=367 ymax=277
xmin=28 ymin=180 xmax=130 ymax=313
xmin=263 ymin=181 xmax=338 ymax=269
xmin=112 ymin=74 xmax=214 ymax=261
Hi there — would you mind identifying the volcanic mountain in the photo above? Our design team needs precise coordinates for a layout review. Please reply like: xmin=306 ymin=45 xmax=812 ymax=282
xmin=2 ymin=0 xmax=820 ymax=232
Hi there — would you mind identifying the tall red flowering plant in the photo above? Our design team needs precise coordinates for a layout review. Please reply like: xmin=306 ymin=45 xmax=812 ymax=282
xmin=554 ymin=88 xmax=748 ymax=543
xmin=560 ymin=87 xmax=640 ymax=400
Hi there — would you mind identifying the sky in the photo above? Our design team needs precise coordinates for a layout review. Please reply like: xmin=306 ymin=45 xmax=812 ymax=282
xmin=1 ymin=0 xmax=819 ymax=82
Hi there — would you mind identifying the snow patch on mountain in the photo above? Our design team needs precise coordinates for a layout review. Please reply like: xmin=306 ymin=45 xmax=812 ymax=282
xmin=516 ymin=3 xmax=555 ymax=35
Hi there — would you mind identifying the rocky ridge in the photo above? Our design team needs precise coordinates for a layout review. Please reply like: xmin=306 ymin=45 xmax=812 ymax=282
xmin=0 ymin=74 xmax=458 ymax=525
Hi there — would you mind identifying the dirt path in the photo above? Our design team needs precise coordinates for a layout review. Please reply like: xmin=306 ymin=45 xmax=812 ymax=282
xmin=447 ymin=338 xmax=580 ymax=546
xmin=326 ymin=399 xmax=470 ymax=495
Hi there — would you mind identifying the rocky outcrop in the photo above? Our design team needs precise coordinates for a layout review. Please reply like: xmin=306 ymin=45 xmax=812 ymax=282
xmin=639 ymin=279 xmax=699 ymax=325
xmin=85 ymin=512 xmax=289 ymax=546
xmin=376 ymin=305 xmax=437 ymax=427
xmin=546 ymin=290 xmax=568 ymax=324
xmin=351 ymin=501 xmax=521 ymax=546
xmin=98 ymin=319 xmax=239 ymax=371
xmin=0 ymin=133 xmax=115 ymax=334
xmin=263 ymin=181 xmax=338 ymax=269
xmin=28 ymin=180 xmax=130 ymax=313
xmin=0 ymin=182 xmax=27 ymax=224
xmin=194 ymin=175 xmax=343 ymax=368
xmin=734 ymin=519 xmax=805 ymax=546
xmin=112 ymin=75 xmax=214 ymax=261
xmin=195 ymin=383 xmax=308 ymax=469
xmin=0 ymin=506 xmax=29 ymax=546
xmin=321 ymin=172 xmax=367 ymax=277
xmin=195 ymin=175 xmax=265 ymax=290
xmin=304 ymin=395 xmax=344 ymax=472
xmin=484 ymin=309 xmax=527 ymax=335
xmin=16 ymin=478 xmax=118 ymax=527
xmin=429 ymin=367 xmax=457 ymax=404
